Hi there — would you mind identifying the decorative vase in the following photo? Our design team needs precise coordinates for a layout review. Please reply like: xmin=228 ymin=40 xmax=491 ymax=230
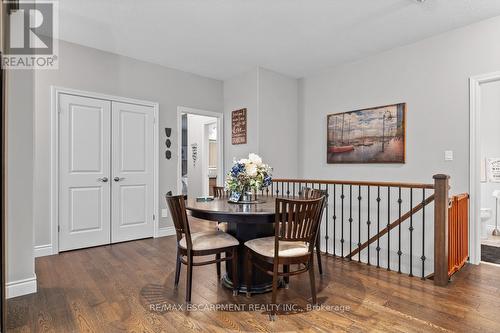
xmin=240 ymin=190 xmax=253 ymax=202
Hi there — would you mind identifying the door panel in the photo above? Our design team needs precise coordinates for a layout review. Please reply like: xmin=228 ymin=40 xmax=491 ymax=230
xmin=111 ymin=102 xmax=154 ymax=242
xmin=59 ymin=94 xmax=111 ymax=251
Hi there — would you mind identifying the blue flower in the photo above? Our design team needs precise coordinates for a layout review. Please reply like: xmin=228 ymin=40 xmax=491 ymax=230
xmin=231 ymin=163 xmax=245 ymax=177
xmin=263 ymin=175 xmax=272 ymax=187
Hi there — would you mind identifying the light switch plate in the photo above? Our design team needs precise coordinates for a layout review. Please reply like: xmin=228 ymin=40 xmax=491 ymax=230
xmin=161 ymin=208 xmax=169 ymax=218
xmin=444 ymin=150 xmax=453 ymax=161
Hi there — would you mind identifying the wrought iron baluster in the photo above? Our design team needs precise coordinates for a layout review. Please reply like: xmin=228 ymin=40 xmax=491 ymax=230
xmin=421 ymin=188 xmax=426 ymax=279
xmin=292 ymin=182 xmax=296 ymax=198
xmin=281 ymin=182 xmax=284 ymax=197
xmin=367 ymin=186 xmax=371 ymax=266
xmin=271 ymin=182 xmax=274 ymax=197
xmin=349 ymin=185 xmax=353 ymax=261
xmin=286 ymin=182 xmax=290 ymax=197
xmin=376 ymin=186 xmax=381 ymax=268
xmin=358 ymin=185 xmax=362 ymax=263
xmin=409 ymin=188 xmax=414 ymax=277
xmin=387 ymin=187 xmax=391 ymax=271
xmin=333 ymin=184 xmax=336 ymax=257
xmin=324 ymin=184 xmax=329 ymax=254
xmin=398 ymin=187 xmax=402 ymax=274
xmin=341 ymin=185 xmax=345 ymax=258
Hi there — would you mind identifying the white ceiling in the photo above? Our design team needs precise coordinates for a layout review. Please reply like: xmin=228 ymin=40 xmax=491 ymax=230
xmin=59 ymin=0 xmax=500 ymax=80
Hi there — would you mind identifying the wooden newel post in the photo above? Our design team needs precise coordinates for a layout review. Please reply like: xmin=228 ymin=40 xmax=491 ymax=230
xmin=433 ymin=174 xmax=449 ymax=286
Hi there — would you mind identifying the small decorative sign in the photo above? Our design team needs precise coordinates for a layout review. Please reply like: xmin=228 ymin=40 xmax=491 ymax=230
xmin=487 ymin=158 xmax=500 ymax=182
xmin=228 ymin=192 xmax=242 ymax=203
xmin=232 ymin=108 xmax=247 ymax=145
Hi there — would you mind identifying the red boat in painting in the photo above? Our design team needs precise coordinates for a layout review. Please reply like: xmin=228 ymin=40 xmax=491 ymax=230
xmin=328 ymin=145 xmax=354 ymax=153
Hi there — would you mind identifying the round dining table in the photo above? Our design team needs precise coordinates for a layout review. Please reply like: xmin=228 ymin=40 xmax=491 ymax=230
xmin=185 ymin=196 xmax=278 ymax=293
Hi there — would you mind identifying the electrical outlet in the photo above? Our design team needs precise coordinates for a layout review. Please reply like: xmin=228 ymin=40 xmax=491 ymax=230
xmin=161 ymin=209 xmax=169 ymax=218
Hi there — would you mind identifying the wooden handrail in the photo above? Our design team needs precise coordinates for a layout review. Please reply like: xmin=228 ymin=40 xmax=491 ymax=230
xmin=347 ymin=194 xmax=435 ymax=259
xmin=272 ymin=178 xmax=434 ymax=189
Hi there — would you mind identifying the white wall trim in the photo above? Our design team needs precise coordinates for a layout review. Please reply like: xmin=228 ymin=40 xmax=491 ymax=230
xmin=157 ymin=226 xmax=176 ymax=238
xmin=469 ymin=71 xmax=500 ymax=264
xmin=34 ymin=244 xmax=54 ymax=258
xmin=49 ymin=86 xmax=160 ymax=255
xmin=7 ymin=276 xmax=37 ymax=299
xmin=177 ymin=106 xmax=224 ymax=195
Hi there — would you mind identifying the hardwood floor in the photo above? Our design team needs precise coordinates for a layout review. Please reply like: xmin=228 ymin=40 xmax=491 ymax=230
xmin=7 ymin=220 xmax=500 ymax=332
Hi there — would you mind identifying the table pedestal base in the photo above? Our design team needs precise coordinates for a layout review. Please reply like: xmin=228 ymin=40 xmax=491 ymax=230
xmin=224 ymin=221 xmax=277 ymax=293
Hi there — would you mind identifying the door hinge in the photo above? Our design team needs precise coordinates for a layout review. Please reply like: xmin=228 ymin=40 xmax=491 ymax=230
xmin=58 ymin=225 xmax=61 ymax=232
xmin=153 ymin=214 xmax=156 ymax=220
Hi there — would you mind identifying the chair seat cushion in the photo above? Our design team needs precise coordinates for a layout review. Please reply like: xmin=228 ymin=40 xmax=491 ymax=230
xmin=245 ymin=236 xmax=310 ymax=258
xmin=179 ymin=231 xmax=239 ymax=251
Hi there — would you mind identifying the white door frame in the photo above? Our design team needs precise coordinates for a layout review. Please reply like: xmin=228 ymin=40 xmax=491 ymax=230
xmin=177 ymin=106 xmax=224 ymax=195
xmin=469 ymin=71 xmax=500 ymax=264
xmin=50 ymin=86 xmax=160 ymax=255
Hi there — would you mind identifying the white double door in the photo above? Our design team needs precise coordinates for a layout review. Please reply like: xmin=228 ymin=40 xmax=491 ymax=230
xmin=59 ymin=94 xmax=155 ymax=251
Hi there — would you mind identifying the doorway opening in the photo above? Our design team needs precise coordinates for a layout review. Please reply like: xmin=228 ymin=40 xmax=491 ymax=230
xmin=178 ymin=107 xmax=224 ymax=199
xmin=470 ymin=72 xmax=500 ymax=265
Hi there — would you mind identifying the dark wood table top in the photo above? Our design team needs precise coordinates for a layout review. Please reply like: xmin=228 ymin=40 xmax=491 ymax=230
xmin=185 ymin=196 xmax=278 ymax=224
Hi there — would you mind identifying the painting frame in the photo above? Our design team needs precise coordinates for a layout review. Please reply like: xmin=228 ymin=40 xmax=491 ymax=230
xmin=326 ymin=103 xmax=406 ymax=164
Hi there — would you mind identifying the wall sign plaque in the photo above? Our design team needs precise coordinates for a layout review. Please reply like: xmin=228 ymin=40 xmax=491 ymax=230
xmin=232 ymin=108 xmax=247 ymax=145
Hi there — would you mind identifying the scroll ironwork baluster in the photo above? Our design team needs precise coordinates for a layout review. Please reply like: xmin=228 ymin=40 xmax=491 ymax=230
xmin=341 ymin=185 xmax=345 ymax=258
xmin=387 ymin=186 xmax=391 ymax=271
xmin=409 ymin=188 xmax=414 ymax=277
xmin=349 ymin=185 xmax=353 ymax=261
xmin=421 ymin=188 xmax=426 ymax=279
xmin=358 ymin=185 xmax=362 ymax=263
xmin=367 ymin=186 xmax=371 ymax=266
xmin=376 ymin=186 xmax=381 ymax=268
xmin=333 ymin=184 xmax=336 ymax=257
xmin=398 ymin=187 xmax=402 ymax=274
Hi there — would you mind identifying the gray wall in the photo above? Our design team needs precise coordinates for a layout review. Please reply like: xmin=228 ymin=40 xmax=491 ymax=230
xmin=7 ymin=69 xmax=36 ymax=284
xmin=259 ymin=68 xmax=299 ymax=178
xmin=299 ymin=15 xmax=500 ymax=193
xmin=223 ymin=67 xmax=299 ymax=178
xmin=223 ymin=68 xmax=260 ymax=172
xmin=34 ymin=40 xmax=223 ymax=247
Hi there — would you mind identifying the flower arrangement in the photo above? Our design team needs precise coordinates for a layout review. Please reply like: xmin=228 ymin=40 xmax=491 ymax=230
xmin=225 ymin=153 xmax=272 ymax=195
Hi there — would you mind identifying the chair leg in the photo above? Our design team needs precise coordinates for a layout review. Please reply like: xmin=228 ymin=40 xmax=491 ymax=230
xmin=308 ymin=260 xmax=317 ymax=305
xmin=186 ymin=252 xmax=193 ymax=303
xmin=270 ymin=261 xmax=279 ymax=321
xmin=283 ymin=265 xmax=290 ymax=288
xmin=231 ymin=248 xmax=239 ymax=296
xmin=316 ymin=233 xmax=323 ymax=275
xmin=174 ymin=248 xmax=181 ymax=287
xmin=245 ymin=250 xmax=252 ymax=297
xmin=215 ymin=253 xmax=221 ymax=280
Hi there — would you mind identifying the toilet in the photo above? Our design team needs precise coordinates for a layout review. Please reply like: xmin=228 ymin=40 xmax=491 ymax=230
xmin=481 ymin=208 xmax=492 ymax=239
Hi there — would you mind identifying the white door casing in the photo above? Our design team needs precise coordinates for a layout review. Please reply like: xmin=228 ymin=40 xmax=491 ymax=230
xmin=111 ymin=101 xmax=155 ymax=243
xmin=58 ymin=94 xmax=112 ymax=251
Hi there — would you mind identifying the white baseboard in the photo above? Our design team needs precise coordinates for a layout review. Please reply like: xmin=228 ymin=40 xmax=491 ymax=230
xmin=156 ymin=226 xmax=176 ymax=238
xmin=34 ymin=244 xmax=54 ymax=258
xmin=6 ymin=276 xmax=37 ymax=299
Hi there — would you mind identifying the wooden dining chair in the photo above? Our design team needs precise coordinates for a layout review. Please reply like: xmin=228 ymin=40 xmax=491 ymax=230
xmin=244 ymin=195 xmax=325 ymax=320
xmin=302 ymin=188 xmax=327 ymax=275
xmin=213 ymin=186 xmax=228 ymax=198
xmin=166 ymin=195 xmax=240 ymax=302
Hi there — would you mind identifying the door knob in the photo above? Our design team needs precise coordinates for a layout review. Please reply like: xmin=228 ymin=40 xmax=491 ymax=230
xmin=98 ymin=177 xmax=109 ymax=182
xmin=114 ymin=177 xmax=125 ymax=182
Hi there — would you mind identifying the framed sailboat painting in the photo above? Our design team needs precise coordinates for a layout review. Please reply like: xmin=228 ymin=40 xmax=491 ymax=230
xmin=327 ymin=103 xmax=406 ymax=164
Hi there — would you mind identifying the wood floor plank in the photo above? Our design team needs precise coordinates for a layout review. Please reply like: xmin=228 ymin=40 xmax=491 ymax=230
xmin=7 ymin=220 xmax=500 ymax=332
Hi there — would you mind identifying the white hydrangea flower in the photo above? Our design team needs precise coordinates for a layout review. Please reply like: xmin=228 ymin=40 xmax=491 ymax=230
xmin=246 ymin=163 xmax=258 ymax=177
xmin=248 ymin=153 xmax=263 ymax=166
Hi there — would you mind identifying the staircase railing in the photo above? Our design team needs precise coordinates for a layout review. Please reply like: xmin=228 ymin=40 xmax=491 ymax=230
xmin=267 ymin=174 xmax=452 ymax=286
